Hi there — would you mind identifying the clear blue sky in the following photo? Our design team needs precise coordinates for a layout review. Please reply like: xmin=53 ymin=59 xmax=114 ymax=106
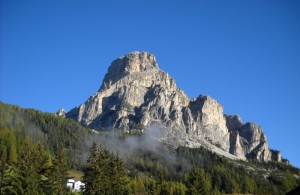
xmin=1 ymin=0 xmax=299 ymax=167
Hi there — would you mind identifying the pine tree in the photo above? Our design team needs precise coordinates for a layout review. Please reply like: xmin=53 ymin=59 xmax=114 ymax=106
xmin=95 ymin=144 xmax=110 ymax=194
xmin=0 ymin=146 xmax=7 ymax=162
xmin=0 ymin=129 xmax=17 ymax=163
xmin=83 ymin=142 xmax=130 ymax=195
xmin=107 ymin=152 xmax=117 ymax=194
xmin=135 ymin=176 xmax=146 ymax=195
xmin=7 ymin=130 xmax=17 ymax=163
xmin=83 ymin=141 xmax=99 ymax=194
xmin=17 ymin=139 xmax=50 ymax=194
xmin=112 ymin=153 xmax=130 ymax=194
xmin=212 ymin=185 xmax=221 ymax=195
xmin=0 ymin=160 xmax=23 ymax=195
xmin=156 ymin=168 xmax=170 ymax=195
xmin=186 ymin=166 xmax=206 ymax=195
xmin=47 ymin=147 xmax=69 ymax=194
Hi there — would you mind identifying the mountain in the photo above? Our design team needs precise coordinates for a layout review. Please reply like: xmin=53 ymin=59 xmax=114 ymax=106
xmin=65 ymin=51 xmax=281 ymax=162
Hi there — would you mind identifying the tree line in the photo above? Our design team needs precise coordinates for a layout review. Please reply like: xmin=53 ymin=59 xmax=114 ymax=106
xmin=1 ymin=102 xmax=299 ymax=194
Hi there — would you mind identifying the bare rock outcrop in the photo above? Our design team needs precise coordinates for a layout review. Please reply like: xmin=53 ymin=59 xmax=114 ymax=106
xmin=226 ymin=114 xmax=281 ymax=161
xmin=56 ymin=108 xmax=66 ymax=117
xmin=65 ymin=51 xmax=281 ymax=162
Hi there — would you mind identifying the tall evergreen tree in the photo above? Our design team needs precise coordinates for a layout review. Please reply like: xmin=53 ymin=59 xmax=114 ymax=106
xmin=111 ymin=153 xmax=130 ymax=194
xmin=47 ymin=147 xmax=69 ymax=194
xmin=83 ymin=142 xmax=130 ymax=195
xmin=83 ymin=141 xmax=101 ymax=194
xmin=17 ymin=139 xmax=50 ymax=194
xmin=186 ymin=166 xmax=206 ymax=195
xmin=96 ymin=145 xmax=110 ymax=194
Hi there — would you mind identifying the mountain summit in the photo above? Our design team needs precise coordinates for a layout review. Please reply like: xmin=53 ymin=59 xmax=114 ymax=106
xmin=66 ymin=51 xmax=281 ymax=162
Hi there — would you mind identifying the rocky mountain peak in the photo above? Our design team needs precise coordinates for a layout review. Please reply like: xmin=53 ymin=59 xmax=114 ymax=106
xmin=225 ymin=114 xmax=243 ymax=132
xmin=66 ymin=51 xmax=281 ymax=163
xmin=100 ymin=51 xmax=159 ymax=91
xmin=56 ymin=108 xmax=66 ymax=117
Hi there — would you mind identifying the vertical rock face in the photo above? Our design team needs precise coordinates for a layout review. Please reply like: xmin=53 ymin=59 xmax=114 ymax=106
xmin=188 ymin=96 xmax=230 ymax=151
xmin=65 ymin=51 xmax=281 ymax=162
xmin=225 ymin=115 xmax=281 ymax=161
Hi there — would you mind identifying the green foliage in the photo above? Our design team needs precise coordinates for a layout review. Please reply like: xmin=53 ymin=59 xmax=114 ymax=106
xmin=83 ymin=142 xmax=130 ymax=194
xmin=129 ymin=174 xmax=155 ymax=194
xmin=123 ymin=140 xmax=300 ymax=195
xmin=82 ymin=141 xmax=99 ymax=194
xmin=16 ymin=139 xmax=51 ymax=194
xmin=0 ymin=161 xmax=23 ymax=195
xmin=155 ymin=169 xmax=170 ymax=195
xmin=0 ymin=102 xmax=91 ymax=169
xmin=46 ymin=147 xmax=69 ymax=194
xmin=0 ymin=128 xmax=17 ymax=163
xmin=186 ymin=166 xmax=207 ymax=195
xmin=127 ymin=173 xmax=186 ymax=195
xmin=0 ymin=135 xmax=70 ymax=194
xmin=1 ymin=102 xmax=300 ymax=194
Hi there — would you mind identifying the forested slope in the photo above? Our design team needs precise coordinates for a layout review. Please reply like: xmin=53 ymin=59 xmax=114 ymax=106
xmin=0 ymin=102 xmax=92 ymax=168
xmin=1 ymin=102 xmax=299 ymax=194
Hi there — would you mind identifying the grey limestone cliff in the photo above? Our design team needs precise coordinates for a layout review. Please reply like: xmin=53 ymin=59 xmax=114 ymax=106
xmin=225 ymin=114 xmax=282 ymax=161
xmin=65 ymin=51 xmax=281 ymax=162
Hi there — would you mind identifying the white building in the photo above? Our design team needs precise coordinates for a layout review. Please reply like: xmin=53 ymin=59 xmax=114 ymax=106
xmin=67 ymin=179 xmax=75 ymax=189
xmin=74 ymin=180 xmax=85 ymax=191
xmin=67 ymin=179 xmax=85 ymax=191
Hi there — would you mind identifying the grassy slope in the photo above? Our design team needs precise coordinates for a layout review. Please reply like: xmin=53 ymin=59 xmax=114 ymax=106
xmin=67 ymin=169 xmax=84 ymax=181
